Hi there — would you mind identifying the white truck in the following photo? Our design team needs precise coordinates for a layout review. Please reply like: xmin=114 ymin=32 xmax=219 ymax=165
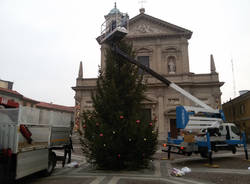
xmin=0 ymin=106 xmax=72 ymax=182
xmin=164 ymin=105 xmax=248 ymax=163
xmin=96 ymin=15 xmax=248 ymax=164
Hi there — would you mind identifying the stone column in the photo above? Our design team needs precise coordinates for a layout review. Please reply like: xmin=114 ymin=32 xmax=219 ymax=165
xmin=101 ymin=44 xmax=109 ymax=71
xmin=152 ymin=45 xmax=158 ymax=72
xmin=155 ymin=39 xmax=162 ymax=74
xmin=180 ymin=38 xmax=190 ymax=73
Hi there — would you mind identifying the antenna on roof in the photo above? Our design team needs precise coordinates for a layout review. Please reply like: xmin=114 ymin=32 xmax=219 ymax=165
xmin=231 ymin=57 xmax=236 ymax=98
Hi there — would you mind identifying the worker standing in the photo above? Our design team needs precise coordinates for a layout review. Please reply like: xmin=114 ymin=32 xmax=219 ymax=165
xmin=63 ymin=135 xmax=73 ymax=166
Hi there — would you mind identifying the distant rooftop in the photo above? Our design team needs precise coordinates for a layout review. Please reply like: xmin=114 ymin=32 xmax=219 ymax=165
xmin=0 ymin=87 xmax=74 ymax=112
xmin=36 ymin=102 xmax=74 ymax=113
xmin=223 ymin=90 xmax=250 ymax=105
xmin=0 ymin=87 xmax=22 ymax=96
xmin=0 ymin=79 xmax=13 ymax=90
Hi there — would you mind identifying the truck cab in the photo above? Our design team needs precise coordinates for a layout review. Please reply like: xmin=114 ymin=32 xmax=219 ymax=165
xmin=219 ymin=123 xmax=241 ymax=141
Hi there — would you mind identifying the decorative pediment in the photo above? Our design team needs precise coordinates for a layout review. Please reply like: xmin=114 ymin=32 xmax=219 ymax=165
xmin=130 ymin=21 xmax=173 ymax=35
xmin=128 ymin=13 xmax=192 ymax=39
xmin=162 ymin=47 xmax=180 ymax=54
xmin=164 ymin=107 xmax=176 ymax=115
xmin=133 ymin=23 xmax=158 ymax=34
xmin=142 ymin=95 xmax=158 ymax=104
xmin=135 ymin=47 xmax=153 ymax=54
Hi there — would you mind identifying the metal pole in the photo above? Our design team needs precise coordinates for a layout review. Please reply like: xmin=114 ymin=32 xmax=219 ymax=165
xmin=168 ymin=146 xmax=171 ymax=160
xmin=206 ymin=132 xmax=213 ymax=165
xmin=243 ymin=133 xmax=248 ymax=160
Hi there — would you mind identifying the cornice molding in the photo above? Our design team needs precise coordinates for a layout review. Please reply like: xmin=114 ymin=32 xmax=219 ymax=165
xmin=147 ymin=81 xmax=224 ymax=88
xmin=127 ymin=32 xmax=190 ymax=40
xmin=129 ymin=13 xmax=192 ymax=38
xmin=72 ymin=86 xmax=96 ymax=91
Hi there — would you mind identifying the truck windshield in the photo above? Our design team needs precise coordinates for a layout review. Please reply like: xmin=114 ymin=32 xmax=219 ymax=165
xmin=231 ymin=126 xmax=241 ymax=136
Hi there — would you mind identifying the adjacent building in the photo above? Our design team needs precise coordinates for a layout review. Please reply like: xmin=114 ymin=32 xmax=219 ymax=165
xmin=73 ymin=6 xmax=224 ymax=141
xmin=0 ymin=80 xmax=74 ymax=124
xmin=0 ymin=79 xmax=13 ymax=90
xmin=0 ymin=87 xmax=38 ymax=108
xmin=222 ymin=91 xmax=250 ymax=141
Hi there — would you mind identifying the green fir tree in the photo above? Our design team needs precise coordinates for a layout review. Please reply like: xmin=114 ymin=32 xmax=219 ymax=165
xmin=80 ymin=41 xmax=158 ymax=170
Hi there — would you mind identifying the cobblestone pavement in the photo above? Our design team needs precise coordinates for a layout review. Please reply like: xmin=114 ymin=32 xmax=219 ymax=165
xmin=25 ymin=160 xmax=210 ymax=184
xmin=15 ymin=146 xmax=250 ymax=184
xmin=170 ymin=149 xmax=250 ymax=184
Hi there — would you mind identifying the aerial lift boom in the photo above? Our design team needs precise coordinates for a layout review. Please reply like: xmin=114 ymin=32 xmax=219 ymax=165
xmin=97 ymin=14 xmax=248 ymax=163
xmin=114 ymin=46 xmax=216 ymax=112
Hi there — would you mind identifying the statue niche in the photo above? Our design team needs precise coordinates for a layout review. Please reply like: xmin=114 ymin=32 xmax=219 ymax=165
xmin=167 ymin=56 xmax=176 ymax=74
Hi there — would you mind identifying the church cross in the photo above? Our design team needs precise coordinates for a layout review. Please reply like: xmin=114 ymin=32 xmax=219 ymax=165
xmin=138 ymin=0 xmax=147 ymax=8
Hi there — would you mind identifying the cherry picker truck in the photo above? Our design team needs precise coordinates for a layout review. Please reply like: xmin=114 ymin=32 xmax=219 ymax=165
xmin=96 ymin=13 xmax=248 ymax=165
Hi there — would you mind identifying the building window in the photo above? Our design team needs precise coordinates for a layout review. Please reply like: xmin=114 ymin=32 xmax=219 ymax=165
xmin=140 ymin=108 xmax=152 ymax=122
xmin=138 ymin=56 xmax=149 ymax=74
xmin=240 ymin=104 xmax=245 ymax=114
xmin=198 ymin=98 xmax=209 ymax=106
xmin=84 ymin=100 xmax=93 ymax=108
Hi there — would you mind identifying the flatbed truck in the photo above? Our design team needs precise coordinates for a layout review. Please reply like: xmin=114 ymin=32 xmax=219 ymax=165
xmin=0 ymin=106 xmax=72 ymax=183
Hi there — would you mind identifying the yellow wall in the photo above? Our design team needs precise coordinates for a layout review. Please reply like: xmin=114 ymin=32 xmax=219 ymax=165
xmin=0 ymin=81 xmax=8 ymax=89
xmin=223 ymin=94 xmax=250 ymax=141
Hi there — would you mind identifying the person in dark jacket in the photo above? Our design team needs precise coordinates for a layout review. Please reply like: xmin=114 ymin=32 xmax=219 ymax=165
xmin=63 ymin=135 xmax=74 ymax=166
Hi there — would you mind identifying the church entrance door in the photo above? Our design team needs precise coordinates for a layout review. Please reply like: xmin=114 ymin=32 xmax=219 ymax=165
xmin=170 ymin=119 xmax=178 ymax=138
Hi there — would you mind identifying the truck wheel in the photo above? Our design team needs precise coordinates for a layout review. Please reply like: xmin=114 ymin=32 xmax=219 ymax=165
xmin=45 ymin=152 xmax=57 ymax=176
xmin=200 ymin=151 xmax=208 ymax=158
xmin=232 ymin=146 xmax=237 ymax=154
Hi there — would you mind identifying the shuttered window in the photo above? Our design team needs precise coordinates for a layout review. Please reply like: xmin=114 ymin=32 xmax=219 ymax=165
xmin=138 ymin=56 xmax=149 ymax=74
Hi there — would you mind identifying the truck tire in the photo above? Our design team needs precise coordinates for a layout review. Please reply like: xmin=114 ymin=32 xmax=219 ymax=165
xmin=44 ymin=151 xmax=57 ymax=176
xmin=232 ymin=146 xmax=236 ymax=154
xmin=200 ymin=151 xmax=208 ymax=158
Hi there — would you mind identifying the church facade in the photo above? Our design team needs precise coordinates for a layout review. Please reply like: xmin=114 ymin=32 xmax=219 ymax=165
xmin=73 ymin=7 xmax=224 ymax=141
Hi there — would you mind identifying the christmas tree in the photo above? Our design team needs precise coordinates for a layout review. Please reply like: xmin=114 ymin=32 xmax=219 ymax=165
xmin=80 ymin=41 xmax=158 ymax=170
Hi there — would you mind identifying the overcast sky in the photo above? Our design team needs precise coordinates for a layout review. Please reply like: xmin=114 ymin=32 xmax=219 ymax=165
xmin=0 ymin=0 xmax=250 ymax=106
